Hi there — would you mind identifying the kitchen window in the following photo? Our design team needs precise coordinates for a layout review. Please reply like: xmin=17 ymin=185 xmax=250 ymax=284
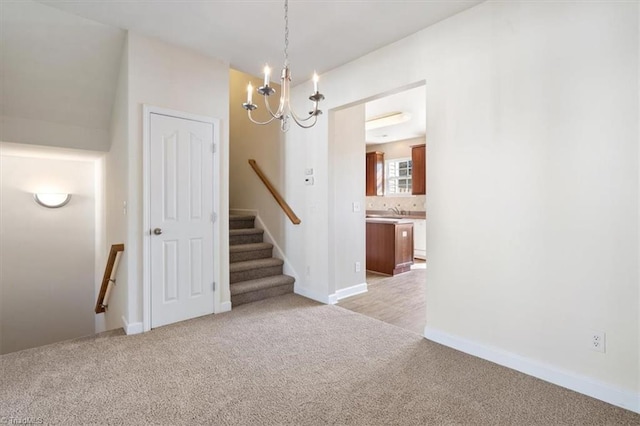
xmin=386 ymin=158 xmax=412 ymax=195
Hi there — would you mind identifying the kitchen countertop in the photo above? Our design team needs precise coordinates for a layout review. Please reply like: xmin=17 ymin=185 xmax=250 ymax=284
xmin=366 ymin=217 xmax=415 ymax=224
xmin=366 ymin=210 xmax=426 ymax=220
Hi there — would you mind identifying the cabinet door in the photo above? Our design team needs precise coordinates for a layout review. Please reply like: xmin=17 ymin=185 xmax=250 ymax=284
xmin=395 ymin=223 xmax=414 ymax=266
xmin=366 ymin=152 xmax=384 ymax=196
xmin=411 ymin=144 xmax=426 ymax=195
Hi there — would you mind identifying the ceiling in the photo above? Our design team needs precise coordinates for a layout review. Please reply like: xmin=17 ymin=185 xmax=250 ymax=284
xmin=365 ymin=85 xmax=426 ymax=145
xmin=0 ymin=0 xmax=482 ymax=150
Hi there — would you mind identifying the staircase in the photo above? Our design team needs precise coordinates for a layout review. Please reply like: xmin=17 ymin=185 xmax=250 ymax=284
xmin=229 ymin=214 xmax=295 ymax=306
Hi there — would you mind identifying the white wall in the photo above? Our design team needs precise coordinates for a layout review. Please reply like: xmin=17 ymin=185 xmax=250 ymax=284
xmin=103 ymin=36 xmax=129 ymax=331
xmin=0 ymin=0 xmax=125 ymax=152
xmin=124 ymin=32 xmax=230 ymax=328
xmin=0 ymin=116 xmax=110 ymax=152
xmin=287 ymin=0 xmax=639 ymax=410
xmin=0 ymin=151 xmax=97 ymax=354
xmin=329 ymin=104 xmax=366 ymax=294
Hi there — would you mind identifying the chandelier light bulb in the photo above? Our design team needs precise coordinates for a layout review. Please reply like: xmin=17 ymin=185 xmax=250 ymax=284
xmin=264 ymin=65 xmax=271 ymax=87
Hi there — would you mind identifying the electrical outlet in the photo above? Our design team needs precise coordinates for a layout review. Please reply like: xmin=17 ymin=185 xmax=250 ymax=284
xmin=354 ymin=262 xmax=361 ymax=272
xmin=590 ymin=331 xmax=606 ymax=353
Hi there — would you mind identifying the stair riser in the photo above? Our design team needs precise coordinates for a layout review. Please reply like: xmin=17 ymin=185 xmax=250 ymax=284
xmin=231 ymin=283 xmax=295 ymax=307
xmin=230 ymin=248 xmax=273 ymax=263
xmin=230 ymin=233 xmax=264 ymax=245
xmin=230 ymin=265 xmax=283 ymax=284
xmin=230 ymin=219 xmax=255 ymax=230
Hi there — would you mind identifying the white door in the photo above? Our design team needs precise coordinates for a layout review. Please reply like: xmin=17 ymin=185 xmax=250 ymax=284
xmin=150 ymin=113 xmax=215 ymax=328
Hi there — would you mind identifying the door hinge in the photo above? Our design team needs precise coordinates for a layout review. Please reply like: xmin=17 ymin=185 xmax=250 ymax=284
xmin=212 ymin=282 xmax=216 ymax=291
xmin=211 ymin=212 xmax=217 ymax=223
xmin=212 ymin=143 xmax=217 ymax=154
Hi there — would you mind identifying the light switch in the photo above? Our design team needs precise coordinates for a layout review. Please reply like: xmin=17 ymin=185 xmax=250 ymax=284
xmin=305 ymin=168 xmax=314 ymax=176
xmin=352 ymin=202 xmax=361 ymax=212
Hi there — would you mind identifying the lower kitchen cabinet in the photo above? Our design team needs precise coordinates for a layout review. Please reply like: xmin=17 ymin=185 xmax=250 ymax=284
xmin=366 ymin=220 xmax=414 ymax=275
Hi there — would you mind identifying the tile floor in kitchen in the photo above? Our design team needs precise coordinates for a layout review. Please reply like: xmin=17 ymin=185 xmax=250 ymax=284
xmin=337 ymin=259 xmax=426 ymax=335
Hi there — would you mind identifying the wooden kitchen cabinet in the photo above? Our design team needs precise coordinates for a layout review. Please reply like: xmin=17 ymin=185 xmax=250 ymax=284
xmin=366 ymin=220 xmax=414 ymax=275
xmin=366 ymin=151 xmax=384 ymax=196
xmin=411 ymin=144 xmax=426 ymax=195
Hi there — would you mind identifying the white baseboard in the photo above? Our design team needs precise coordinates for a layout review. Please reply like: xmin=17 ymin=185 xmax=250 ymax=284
xmin=424 ymin=326 xmax=640 ymax=414
xmin=295 ymin=284 xmax=336 ymax=305
xmin=121 ymin=316 xmax=143 ymax=335
xmin=217 ymin=301 xmax=232 ymax=313
xmin=335 ymin=283 xmax=368 ymax=301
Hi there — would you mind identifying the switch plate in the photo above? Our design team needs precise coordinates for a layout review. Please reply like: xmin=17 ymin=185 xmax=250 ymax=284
xmin=305 ymin=168 xmax=314 ymax=175
xmin=352 ymin=202 xmax=361 ymax=212
xmin=355 ymin=262 xmax=361 ymax=272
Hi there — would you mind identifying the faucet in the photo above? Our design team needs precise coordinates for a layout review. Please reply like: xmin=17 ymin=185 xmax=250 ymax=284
xmin=388 ymin=206 xmax=401 ymax=216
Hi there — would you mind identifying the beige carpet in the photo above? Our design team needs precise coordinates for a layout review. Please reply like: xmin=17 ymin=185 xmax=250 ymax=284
xmin=1 ymin=294 xmax=638 ymax=425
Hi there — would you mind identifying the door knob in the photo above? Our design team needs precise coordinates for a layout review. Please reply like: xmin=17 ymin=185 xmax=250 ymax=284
xmin=153 ymin=228 xmax=163 ymax=235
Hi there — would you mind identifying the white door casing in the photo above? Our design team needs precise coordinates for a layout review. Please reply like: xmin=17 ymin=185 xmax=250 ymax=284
xmin=149 ymin=112 xmax=215 ymax=328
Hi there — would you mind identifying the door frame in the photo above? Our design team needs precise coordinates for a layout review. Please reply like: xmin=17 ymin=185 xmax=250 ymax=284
xmin=142 ymin=105 xmax=221 ymax=332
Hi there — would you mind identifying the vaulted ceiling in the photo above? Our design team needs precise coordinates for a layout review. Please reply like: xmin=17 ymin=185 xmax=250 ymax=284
xmin=0 ymin=0 xmax=483 ymax=150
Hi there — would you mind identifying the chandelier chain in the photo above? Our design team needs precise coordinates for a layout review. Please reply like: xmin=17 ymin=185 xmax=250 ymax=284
xmin=284 ymin=0 xmax=289 ymax=67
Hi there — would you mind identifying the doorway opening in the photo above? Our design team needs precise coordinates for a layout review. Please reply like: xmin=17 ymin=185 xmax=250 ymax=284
xmin=329 ymin=83 xmax=427 ymax=335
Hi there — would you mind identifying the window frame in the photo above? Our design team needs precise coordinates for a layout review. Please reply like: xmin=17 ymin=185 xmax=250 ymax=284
xmin=385 ymin=157 xmax=413 ymax=196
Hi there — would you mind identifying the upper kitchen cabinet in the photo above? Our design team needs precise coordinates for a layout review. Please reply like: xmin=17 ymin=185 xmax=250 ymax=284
xmin=366 ymin=151 xmax=384 ymax=196
xmin=411 ymin=144 xmax=426 ymax=195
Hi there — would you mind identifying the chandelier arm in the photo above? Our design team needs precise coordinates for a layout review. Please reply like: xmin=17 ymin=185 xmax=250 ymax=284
xmin=290 ymin=109 xmax=316 ymax=123
xmin=247 ymin=109 xmax=278 ymax=125
xmin=263 ymin=93 xmax=282 ymax=119
xmin=290 ymin=112 xmax=318 ymax=129
xmin=288 ymin=101 xmax=317 ymax=123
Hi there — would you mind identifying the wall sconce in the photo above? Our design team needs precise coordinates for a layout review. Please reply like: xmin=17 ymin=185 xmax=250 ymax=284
xmin=34 ymin=193 xmax=72 ymax=208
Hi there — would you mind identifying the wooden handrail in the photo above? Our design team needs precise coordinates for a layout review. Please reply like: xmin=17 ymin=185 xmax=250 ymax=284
xmin=248 ymin=159 xmax=301 ymax=225
xmin=95 ymin=244 xmax=125 ymax=314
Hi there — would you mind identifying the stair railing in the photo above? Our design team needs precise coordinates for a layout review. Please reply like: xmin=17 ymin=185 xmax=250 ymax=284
xmin=95 ymin=243 xmax=125 ymax=313
xmin=248 ymin=159 xmax=301 ymax=225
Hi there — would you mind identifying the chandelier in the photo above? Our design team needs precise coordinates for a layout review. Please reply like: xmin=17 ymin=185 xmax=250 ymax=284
xmin=242 ymin=0 xmax=324 ymax=131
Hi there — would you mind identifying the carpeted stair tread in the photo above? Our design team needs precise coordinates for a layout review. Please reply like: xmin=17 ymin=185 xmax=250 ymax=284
xmin=229 ymin=215 xmax=257 ymax=230
xmin=229 ymin=242 xmax=274 ymax=263
xmin=229 ymin=228 xmax=263 ymax=237
xmin=229 ymin=227 xmax=264 ymax=244
xmin=230 ymin=214 xmax=256 ymax=221
xmin=230 ymin=257 xmax=283 ymax=273
xmin=230 ymin=274 xmax=295 ymax=296
xmin=229 ymin=242 xmax=273 ymax=253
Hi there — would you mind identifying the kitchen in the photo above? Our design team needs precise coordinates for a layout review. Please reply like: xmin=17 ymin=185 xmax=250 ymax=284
xmin=337 ymin=85 xmax=427 ymax=335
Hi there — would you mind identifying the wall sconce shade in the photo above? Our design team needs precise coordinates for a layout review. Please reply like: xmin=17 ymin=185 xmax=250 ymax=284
xmin=34 ymin=193 xmax=72 ymax=208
